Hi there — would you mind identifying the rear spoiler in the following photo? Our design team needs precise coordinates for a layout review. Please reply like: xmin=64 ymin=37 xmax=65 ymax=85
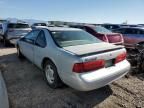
xmin=78 ymin=47 xmax=124 ymax=57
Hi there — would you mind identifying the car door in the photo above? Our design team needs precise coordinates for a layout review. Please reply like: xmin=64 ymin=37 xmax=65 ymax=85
xmin=134 ymin=29 xmax=144 ymax=44
xmin=122 ymin=28 xmax=136 ymax=47
xmin=34 ymin=30 xmax=47 ymax=68
xmin=20 ymin=30 xmax=40 ymax=62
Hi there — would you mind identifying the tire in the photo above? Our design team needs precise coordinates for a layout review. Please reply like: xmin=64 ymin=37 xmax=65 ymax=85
xmin=17 ymin=46 xmax=24 ymax=59
xmin=140 ymin=61 xmax=144 ymax=73
xmin=44 ymin=60 xmax=63 ymax=88
xmin=3 ymin=38 xmax=9 ymax=47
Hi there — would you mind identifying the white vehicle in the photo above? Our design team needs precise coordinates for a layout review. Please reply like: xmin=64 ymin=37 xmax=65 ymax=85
xmin=17 ymin=27 xmax=131 ymax=91
xmin=1 ymin=22 xmax=31 ymax=46
xmin=0 ymin=22 xmax=7 ymax=39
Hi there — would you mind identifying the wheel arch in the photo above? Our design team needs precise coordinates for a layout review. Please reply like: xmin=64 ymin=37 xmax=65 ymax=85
xmin=41 ymin=57 xmax=55 ymax=69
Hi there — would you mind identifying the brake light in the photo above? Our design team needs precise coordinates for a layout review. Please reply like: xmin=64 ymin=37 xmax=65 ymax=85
xmin=120 ymin=34 xmax=124 ymax=43
xmin=73 ymin=59 xmax=105 ymax=73
xmin=115 ymin=52 xmax=126 ymax=64
xmin=102 ymin=35 xmax=108 ymax=42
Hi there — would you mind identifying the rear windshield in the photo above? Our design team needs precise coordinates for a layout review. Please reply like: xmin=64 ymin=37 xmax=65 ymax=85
xmin=51 ymin=30 xmax=102 ymax=47
xmin=8 ymin=23 xmax=30 ymax=28
xmin=94 ymin=26 xmax=112 ymax=34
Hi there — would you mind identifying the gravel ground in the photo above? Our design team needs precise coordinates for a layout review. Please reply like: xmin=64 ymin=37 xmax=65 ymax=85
xmin=0 ymin=42 xmax=144 ymax=108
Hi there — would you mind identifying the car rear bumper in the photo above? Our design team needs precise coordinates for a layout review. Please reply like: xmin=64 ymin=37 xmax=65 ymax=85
xmin=67 ymin=60 xmax=130 ymax=91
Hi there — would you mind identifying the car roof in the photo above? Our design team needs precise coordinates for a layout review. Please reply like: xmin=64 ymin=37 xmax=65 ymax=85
xmin=35 ymin=26 xmax=82 ymax=31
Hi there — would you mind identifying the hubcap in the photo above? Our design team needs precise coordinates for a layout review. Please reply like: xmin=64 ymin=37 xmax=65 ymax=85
xmin=45 ymin=65 xmax=54 ymax=84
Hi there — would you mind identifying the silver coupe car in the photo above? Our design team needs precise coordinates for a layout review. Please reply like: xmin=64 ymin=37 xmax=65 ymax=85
xmin=16 ymin=27 xmax=130 ymax=91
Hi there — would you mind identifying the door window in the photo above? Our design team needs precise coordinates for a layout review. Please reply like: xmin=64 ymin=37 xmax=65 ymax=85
xmin=137 ymin=29 xmax=144 ymax=34
xmin=124 ymin=29 xmax=134 ymax=34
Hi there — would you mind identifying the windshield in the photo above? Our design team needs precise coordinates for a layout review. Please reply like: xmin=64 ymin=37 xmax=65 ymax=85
xmin=8 ymin=23 xmax=30 ymax=28
xmin=51 ymin=30 xmax=102 ymax=47
xmin=94 ymin=26 xmax=112 ymax=34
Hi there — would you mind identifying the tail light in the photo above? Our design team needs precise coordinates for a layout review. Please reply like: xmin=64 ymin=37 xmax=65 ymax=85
xmin=102 ymin=35 xmax=109 ymax=42
xmin=73 ymin=59 xmax=105 ymax=73
xmin=120 ymin=34 xmax=124 ymax=45
xmin=115 ymin=52 xmax=126 ymax=64
xmin=95 ymin=34 xmax=108 ymax=42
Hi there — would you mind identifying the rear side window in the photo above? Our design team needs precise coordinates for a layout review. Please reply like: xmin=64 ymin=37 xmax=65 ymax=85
xmin=35 ymin=31 xmax=47 ymax=47
xmin=25 ymin=30 xmax=40 ymax=41
xmin=8 ymin=23 xmax=30 ymax=28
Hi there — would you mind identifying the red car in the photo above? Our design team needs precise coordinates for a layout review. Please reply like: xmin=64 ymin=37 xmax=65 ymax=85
xmin=113 ymin=27 xmax=144 ymax=49
xmin=70 ymin=25 xmax=124 ymax=45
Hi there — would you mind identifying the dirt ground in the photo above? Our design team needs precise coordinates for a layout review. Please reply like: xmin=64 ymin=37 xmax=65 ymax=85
xmin=0 ymin=42 xmax=144 ymax=108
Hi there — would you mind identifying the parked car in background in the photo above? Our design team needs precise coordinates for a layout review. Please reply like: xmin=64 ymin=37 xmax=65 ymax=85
xmin=113 ymin=27 xmax=144 ymax=48
xmin=2 ymin=22 xmax=31 ymax=46
xmin=138 ymin=24 xmax=144 ymax=27
xmin=0 ymin=21 xmax=8 ymax=40
xmin=31 ymin=23 xmax=47 ymax=29
xmin=70 ymin=25 xmax=124 ymax=45
xmin=128 ymin=24 xmax=143 ymax=27
xmin=16 ymin=27 xmax=130 ymax=91
xmin=101 ymin=24 xmax=142 ymax=30
xmin=101 ymin=24 xmax=122 ymax=30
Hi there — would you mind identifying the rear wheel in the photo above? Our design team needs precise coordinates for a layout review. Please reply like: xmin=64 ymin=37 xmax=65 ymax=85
xmin=3 ymin=38 xmax=9 ymax=47
xmin=140 ymin=61 xmax=144 ymax=73
xmin=44 ymin=60 xmax=63 ymax=88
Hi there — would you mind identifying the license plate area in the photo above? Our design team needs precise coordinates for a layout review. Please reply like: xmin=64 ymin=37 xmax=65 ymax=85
xmin=105 ymin=59 xmax=114 ymax=68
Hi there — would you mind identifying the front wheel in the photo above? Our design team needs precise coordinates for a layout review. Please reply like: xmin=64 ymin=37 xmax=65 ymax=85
xmin=44 ymin=60 xmax=63 ymax=88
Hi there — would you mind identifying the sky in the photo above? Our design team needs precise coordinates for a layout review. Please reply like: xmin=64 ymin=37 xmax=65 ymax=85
xmin=0 ymin=0 xmax=144 ymax=24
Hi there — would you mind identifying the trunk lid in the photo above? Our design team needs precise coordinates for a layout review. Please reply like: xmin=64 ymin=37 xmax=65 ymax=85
xmin=63 ymin=42 xmax=124 ymax=56
xmin=64 ymin=42 xmax=126 ymax=69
